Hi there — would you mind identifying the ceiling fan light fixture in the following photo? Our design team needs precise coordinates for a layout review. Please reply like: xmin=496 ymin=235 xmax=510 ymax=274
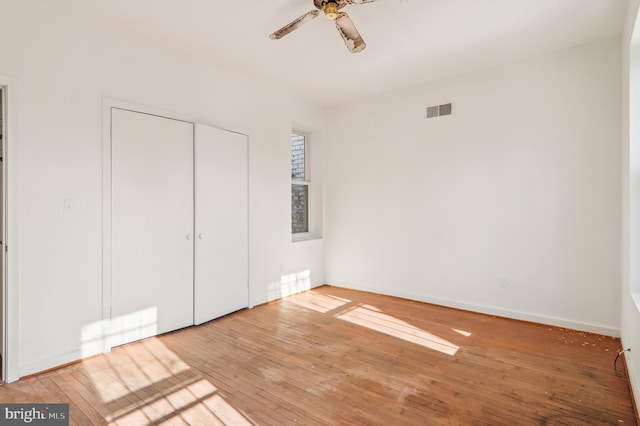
xmin=324 ymin=3 xmax=338 ymax=20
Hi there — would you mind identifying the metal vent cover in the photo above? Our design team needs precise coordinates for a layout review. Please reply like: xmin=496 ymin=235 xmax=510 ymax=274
xmin=426 ymin=105 xmax=439 ymax=119
xmin=439 ymin=103 xmax=452 ymax=116
xmin=426 ymin=102 xmax=453 ymax=119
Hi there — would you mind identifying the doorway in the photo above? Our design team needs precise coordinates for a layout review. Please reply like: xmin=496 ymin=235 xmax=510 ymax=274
xmin=0 ymin=76 xmax=15 ymax=384
xmin=0 ymin=86 xmax=5 ymax=383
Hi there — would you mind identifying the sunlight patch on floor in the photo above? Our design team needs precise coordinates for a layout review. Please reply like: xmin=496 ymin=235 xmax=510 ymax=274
xmin=88 ymin=338 xmax=191 ymax=403
xmin=290 ymin=291 xmax=351 ymax=313
xmin=110 ymin=378 xmax=251 ymax=425
xmin=81 ymin=337 xmax=251 ymax=425
xmin=452 ymin=328 xmax=472 ymax=337
xmin=336 ymin=304 xmax=459 ymax=356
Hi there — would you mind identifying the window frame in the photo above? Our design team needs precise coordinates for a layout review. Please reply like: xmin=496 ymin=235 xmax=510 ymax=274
xmin=291 ymin=131 xmax=311 ymax=240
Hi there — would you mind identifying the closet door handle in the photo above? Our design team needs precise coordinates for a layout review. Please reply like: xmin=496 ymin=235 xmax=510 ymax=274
xmin=198 ymin=233 xmax=204 ymax=240
xmin=186 ymin=233 xmax=193 ymax=240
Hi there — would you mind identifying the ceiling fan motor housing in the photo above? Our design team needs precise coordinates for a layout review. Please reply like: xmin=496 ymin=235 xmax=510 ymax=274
xmin=314 ymin=0 xmax=347 ymax=11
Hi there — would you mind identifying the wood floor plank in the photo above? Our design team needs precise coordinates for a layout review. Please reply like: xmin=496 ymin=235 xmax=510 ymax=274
xmin=1 ymin=285 xmax=637 ymax=425
xmin=159 ymin=331 xmax=326 ymax=423
xmin=49 ymin=369 xmax=104 ymax=426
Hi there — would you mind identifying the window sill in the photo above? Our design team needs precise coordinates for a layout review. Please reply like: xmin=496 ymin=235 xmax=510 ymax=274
xmin=292 ymin=233 xmax=322 ymax=243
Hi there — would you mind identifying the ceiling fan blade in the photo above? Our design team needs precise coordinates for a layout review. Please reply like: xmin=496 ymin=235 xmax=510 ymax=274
xmin=270 ymin=10 xmax=320 ymax=40
xmin=335 ymin=12 xmax=366 ymax=53
xmin=345 ymin=0 xmax=379 ymax=4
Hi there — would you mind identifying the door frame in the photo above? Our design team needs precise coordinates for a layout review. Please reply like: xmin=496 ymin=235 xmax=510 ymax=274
xmin=101 ymin=97 xmax=251 ymax=352
xmin=0 ymin=74 xmax=20 ymax=383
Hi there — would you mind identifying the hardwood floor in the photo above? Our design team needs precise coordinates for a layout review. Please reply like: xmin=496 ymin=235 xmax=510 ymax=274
xmin=0 ymin=286 xmax=637 ymax=425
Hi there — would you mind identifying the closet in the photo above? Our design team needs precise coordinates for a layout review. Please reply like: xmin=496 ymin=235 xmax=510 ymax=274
xmin=110 ymin=108 xmax=248 ymax=347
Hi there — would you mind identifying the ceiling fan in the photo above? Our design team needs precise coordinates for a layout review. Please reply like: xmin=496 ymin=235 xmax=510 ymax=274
xmin=269 ymin=0 xmax=378 ymax=54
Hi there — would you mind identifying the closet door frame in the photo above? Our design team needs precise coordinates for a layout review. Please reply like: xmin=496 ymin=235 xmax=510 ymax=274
xmin=0 ymin=73 xmax=19 ymax=383
xmin=101 ymin=98 xmax=251 ymax=352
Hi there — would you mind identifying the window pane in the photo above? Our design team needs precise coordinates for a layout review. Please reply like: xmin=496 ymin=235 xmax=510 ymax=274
xmin=292 ymin=184 xmax=309 ymax=233
xmin=291 ymin=133 xmax=306 ymax=181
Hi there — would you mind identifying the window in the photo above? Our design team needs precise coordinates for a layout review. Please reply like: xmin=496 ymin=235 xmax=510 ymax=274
xmin=291 ymin=132 xmax=309 ymax=234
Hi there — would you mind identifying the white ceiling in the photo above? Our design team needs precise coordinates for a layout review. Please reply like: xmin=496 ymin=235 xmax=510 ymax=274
xmin=64 ymin=0 xmax=628 ymax=106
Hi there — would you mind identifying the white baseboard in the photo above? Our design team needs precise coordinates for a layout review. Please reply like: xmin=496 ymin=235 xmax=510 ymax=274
xmin=19 ymin=347 xmax=100 ymax=378
xmin=327 ymin=280 xmax=620 ymax=337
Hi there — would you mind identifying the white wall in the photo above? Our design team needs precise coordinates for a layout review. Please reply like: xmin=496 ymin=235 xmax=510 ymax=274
xmin=0 ymin=0 xmax=628 ymax=387
xmin=0 ymin=1 xmax=324 ymax=379
xmin=324 ymin=39 xmax=622 ymax=336
xmin=621 ymin=0 xmax=640 ymax=412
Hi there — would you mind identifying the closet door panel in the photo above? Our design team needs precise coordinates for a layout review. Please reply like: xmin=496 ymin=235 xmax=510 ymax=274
xmin=111 ymin=108 xmax=194 ymax=346
xmin=194 ymin=124 xmax=248 ymax=325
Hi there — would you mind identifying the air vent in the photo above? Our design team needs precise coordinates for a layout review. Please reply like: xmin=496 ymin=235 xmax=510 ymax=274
xmin=439 ymin=103 xmax=452 ymax=116
xmin=426 ymin=106 xmax=439 ymax=119
xmin=426 ymin=103 xmax=453 ymax=119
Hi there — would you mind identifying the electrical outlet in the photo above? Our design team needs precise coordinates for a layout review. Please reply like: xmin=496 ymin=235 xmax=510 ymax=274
xmin=498 ymin=277 xmax=509 ymax=288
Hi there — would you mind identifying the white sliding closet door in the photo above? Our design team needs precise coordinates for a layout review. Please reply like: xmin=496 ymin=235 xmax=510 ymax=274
xmin=111 ymin=108 xmax=194 ymax=346
xmin=194 ymin=124 xmax=248 ymax=325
